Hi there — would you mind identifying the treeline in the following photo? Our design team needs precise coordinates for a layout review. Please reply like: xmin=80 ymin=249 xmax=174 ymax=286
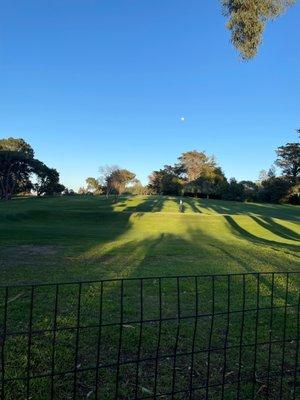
xmin=0 ymin=138 xmax=65 ymax=200
xmin=147 ymin=142 xmax=300 ymax=204
xmin=81 ymin=139 xmax=299 ymax=205
xmin=148 ymin=143 xmax=300 ymax=204
xmin=78 ymin=166 xmax=146 ymax=197
xmin=1 ymin=136 xmax=299 ymax=205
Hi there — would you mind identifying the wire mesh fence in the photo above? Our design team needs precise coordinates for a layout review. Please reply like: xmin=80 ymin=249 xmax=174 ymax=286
xmin=0 ymin=271 xmax=299 ymax=399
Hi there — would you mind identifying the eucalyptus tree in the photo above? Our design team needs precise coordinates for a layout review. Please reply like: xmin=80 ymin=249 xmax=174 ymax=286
xmin=222 ymin=0 xmax=295 ymax=59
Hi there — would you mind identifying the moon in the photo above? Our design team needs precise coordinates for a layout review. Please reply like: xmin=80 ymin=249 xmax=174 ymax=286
xmin=180 ymin=117 xmax=185 ymax=122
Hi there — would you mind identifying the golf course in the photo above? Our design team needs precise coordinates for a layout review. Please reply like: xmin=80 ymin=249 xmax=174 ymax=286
xmin=0 ymin=195 xmax=299 ymax=284
xmin=0 ymin=196 xmax=299 ymax=399
xmin=1 ymin=0 xmax=300 ymax=397
xmin=0 ymin=196 xmax=298 ymax=399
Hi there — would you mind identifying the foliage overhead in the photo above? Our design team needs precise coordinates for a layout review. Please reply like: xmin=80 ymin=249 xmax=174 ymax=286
xmin=222 ymin=0 xmax=295 ymax=59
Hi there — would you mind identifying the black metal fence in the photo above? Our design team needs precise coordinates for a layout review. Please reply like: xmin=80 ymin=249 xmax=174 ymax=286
xmin=0 ymin=272 xmax=299 ymax=399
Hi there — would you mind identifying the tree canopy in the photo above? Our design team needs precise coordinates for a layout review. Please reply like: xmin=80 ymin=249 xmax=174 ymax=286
xmin=107 ymin=169 xmax=136 ymax=196
xmin=178 ymin=151 xmax=218 ymax=182
xmin=0 ymin=137 xmax=64 ymax=200
xmin=275 ymin=142 xmax=300 ymax=184
xmin=85 ymin=177 xmax=103 ymax=194
xmin=147 ymin=140 xmax=300 ymax=204
xmin=33 ymin=161 xmax=65 ymax=196
xmin=0 ymin=138 xmax=35 ymax=200
xmin=148 ymin=151 xmax=225 ymax=198
xmin=222 ymin=0 xmax=295 ymax=59
xmin=98 ymin=165 xmax=136 ymax=197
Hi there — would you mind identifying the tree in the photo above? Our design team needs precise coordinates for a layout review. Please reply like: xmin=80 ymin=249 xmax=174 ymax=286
xmin=178 ymin=151 xmax=225 ymax=197
xmin=178 ymin=151 xmax=218 ymax=183
xmin=125 ymin=180 xmax=148 ymax=195
xmin=258 ymin=169 xmax=269 ymax=183
xmin=218 ymin=178 xmax=246 ymax=201
xmin=62 ymin=188 xmax=75 ymax=196
xmin=240 ymin=180 xmax=259 ymax=201
xmin=258 ymin=166 xmax=276 ymax=183
xmin=148 ymin=170 xmax=165 ymax=195
xmin=78 ymin=187 xmax=87 ymax=195
xmin=222 ymin=0 xmax=295 ymax=59
xmin=99 ymin=165 xmax=119 ymax=197
xmin=85 ymin=177 xmax=103 ymax=194
xmin=267 ymin=165 xmax=276 ymax=178
xmin=258 ymin=176 xmax=291 ymax=203
xmin=148 ymin=166 xmax=184 ymax=196
xmin=284 ymin=183 xmax=300 ymax=204
xmin=108 ymin=169 xmax=136 ymax=197
xmin=148 ymin=151 xmax=225 ymax=197
xmin=100 ymin=166 xmax=136 ymax=198
xmin=0 ymin=137 xmax=64 ymax=200
xmin=0 ymin=138 xmax=35 ymax=200
xmin=34 ymin=162 xmax=65 ymax=196
xmin=275 ymin=142 xmax=300 ymax=184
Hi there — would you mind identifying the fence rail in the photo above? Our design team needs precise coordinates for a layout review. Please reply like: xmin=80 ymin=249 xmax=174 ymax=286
xmin=0 ymin=272 xmax=299 ymax=399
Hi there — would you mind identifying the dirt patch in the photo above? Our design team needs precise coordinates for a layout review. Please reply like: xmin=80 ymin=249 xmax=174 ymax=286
xmin=3 ymin=244 xmax=62 ymax=256
xmin=0 ymin=245 xmax=65 ymax=268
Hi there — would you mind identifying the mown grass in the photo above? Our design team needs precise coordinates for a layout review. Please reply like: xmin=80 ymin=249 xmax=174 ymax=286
xmin=0 ymin=195 xmax=299 ymax=399
xmin=0 ymin=195 xmax=299 ymax=284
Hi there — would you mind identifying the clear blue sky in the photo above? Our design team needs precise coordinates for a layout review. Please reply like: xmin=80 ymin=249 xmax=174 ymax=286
xmin=1 ymin=0 xmax=299 ymax=190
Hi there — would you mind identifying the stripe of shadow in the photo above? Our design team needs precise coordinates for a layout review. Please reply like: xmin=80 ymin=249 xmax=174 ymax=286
xmin=183 ymin=198 xmax=202 ymax=213
xmin=251 ymin=216 xmax=300 ymax=242
xmin=224 ymin=215 xmax=300 ymax=252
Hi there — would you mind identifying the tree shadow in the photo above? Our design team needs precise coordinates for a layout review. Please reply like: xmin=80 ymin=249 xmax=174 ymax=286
xmin=207 ymin=242 xmax=298 ymax=304
xmin=224 ymin=215 xmax=300 ymax=253
xmin=75 ymin=221 xmax=300 ymax=321
xmin=182 ymin=197 xmax=202 ymax=213
xmin=123 ymin=196 xmax=166 ymax=213
xmin=251 ymin=216 xmax=300 ymax=242
xmin=2 ymin=220 xmax=299 ymax=400
xmin=197 ymin=199 xmax=300 ymax=221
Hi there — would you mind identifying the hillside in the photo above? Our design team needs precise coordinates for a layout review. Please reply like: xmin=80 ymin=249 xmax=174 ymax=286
xmin=0 ymin=195 xmax=299 ymax=284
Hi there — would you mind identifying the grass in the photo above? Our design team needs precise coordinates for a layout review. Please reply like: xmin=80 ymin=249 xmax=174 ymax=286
xmin=0 ymin=195 xmax=299 ymax=399
xmin=0 ymin=195 xmax=299 ymax=284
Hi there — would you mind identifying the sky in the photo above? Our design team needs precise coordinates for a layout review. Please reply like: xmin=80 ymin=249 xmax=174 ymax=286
xmin=0 ymin=0 xmax=299 ymax=190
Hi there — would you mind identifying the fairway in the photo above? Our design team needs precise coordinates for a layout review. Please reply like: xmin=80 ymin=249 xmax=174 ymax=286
xmin=0 ymin=195 xmax=299 ymax=284
xmin=0 ymin=196 xmax=299 ymax=399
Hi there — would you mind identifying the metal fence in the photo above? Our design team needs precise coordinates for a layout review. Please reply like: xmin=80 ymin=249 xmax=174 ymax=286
xmin=0 ymin=272 xmax=299 ymax=399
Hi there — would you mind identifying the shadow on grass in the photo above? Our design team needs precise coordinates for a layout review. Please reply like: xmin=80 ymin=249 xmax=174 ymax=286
xmin=123 ymin=196 xmax=166 ymax=213
xmin=251 ymin=216 xmax=300 ymax=242
xmin=195 ymin=198 xmax=300 ymax=221
xmin=182 ymin=198 xmax=202 ymax=213
xmin=1 ymin=195 xmax=299 ymax=399
xmin=224 ymin=215 xmax=300 ymax=253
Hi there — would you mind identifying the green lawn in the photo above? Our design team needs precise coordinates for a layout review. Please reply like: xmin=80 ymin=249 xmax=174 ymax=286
xmin=0 ymin=195 xmax=299 ymax=284
xmin=0 ymin=195 xmax=299 ymax=399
